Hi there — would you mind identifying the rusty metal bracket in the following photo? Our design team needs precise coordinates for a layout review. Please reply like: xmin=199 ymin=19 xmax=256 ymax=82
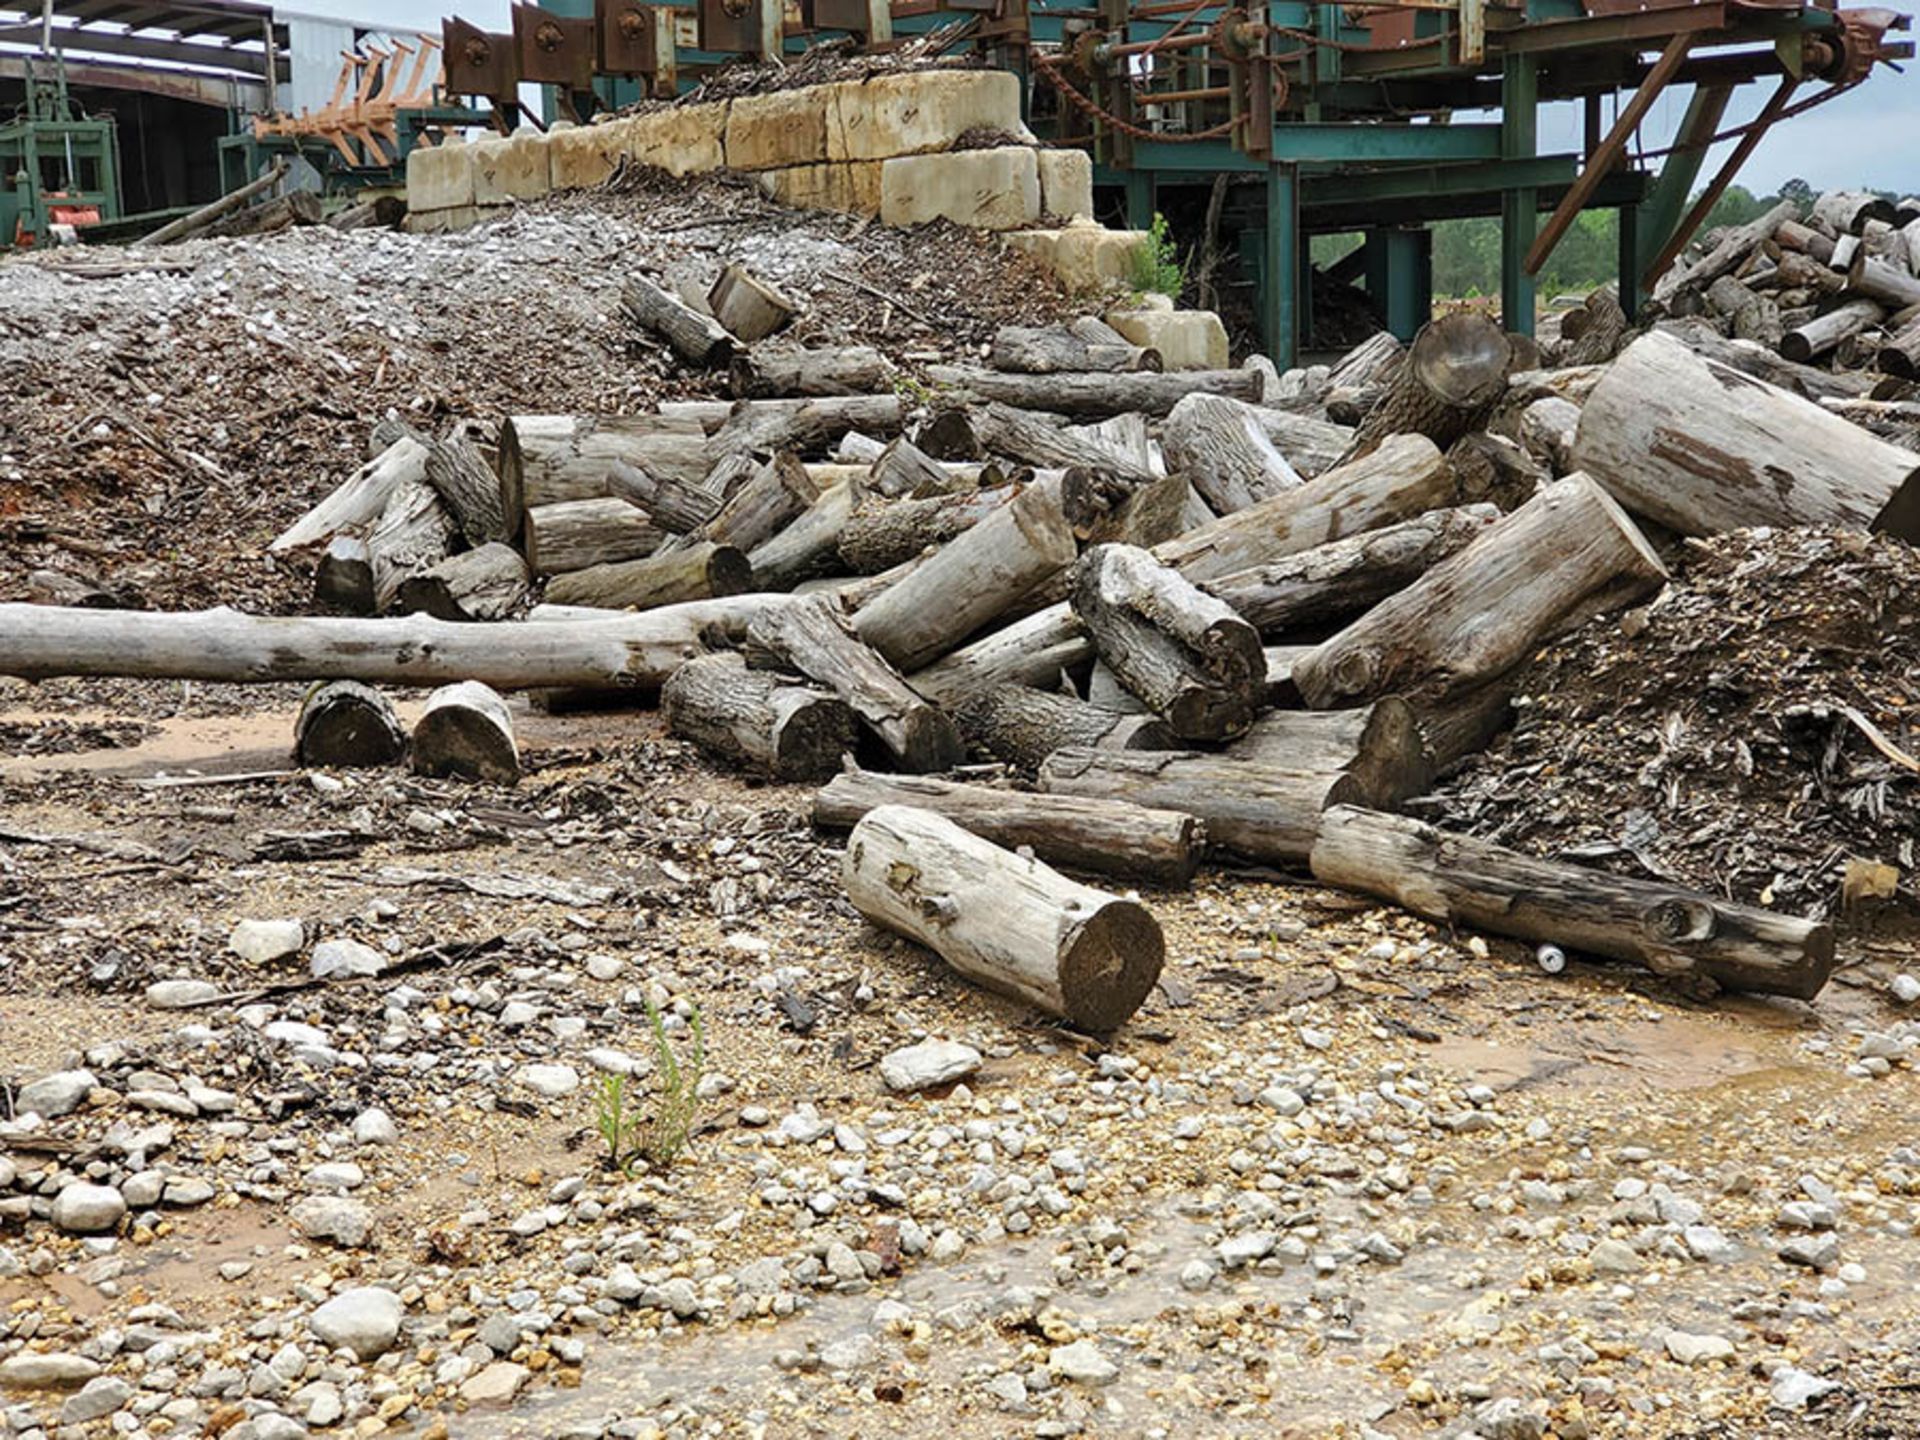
xmin=441 ymin=16 xmax=518 ymax=105
xmin=595 ymin=0 xmax=660 ymax=74
xmin=699 ymin=0 xmax=781 ymax=57
xmin=512 ymin=2 xmax=597 ymax=90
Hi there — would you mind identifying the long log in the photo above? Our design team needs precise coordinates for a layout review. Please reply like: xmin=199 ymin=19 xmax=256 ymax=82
xmin=699 ymin=452 xmax=820 ymax=554
xmin=814 ymin=771 xmax=1200 ymax=887
xmin=1780 ymin=297 xmax=1886 ymax=364
xmin=729 ymin=344 xmax=894 ymax=400
xmin=396 ymin=542 xmax=531 ymax=622
xmin=661 ymin=653 xmax=853 ymax=780
xmin=1652 ymin=318 xmax=1873 ymax=401
xmin=920 ymin=367 xmax=1261 ymax=419
xmin=622 ymin=274 xmax=736 ymax=368
xmin=525 ymin=497 xmax=664 ymax=575
xmin=425 ymin=434 xmax=515 ymax=547
xmin=1227 ymin=700 xmax=1430 ymax=808
xmin=270 ymin=438 xmax=430 ymax=553
xmin=1350 ymin=313 xmax=1511 ymax=453
xmin=543 ymin=541 xmax=753 ymax=610
xmin=605 ymin=459 xmax=722 ymax=534
xmin=745 ymin=482 xmax=865 ymax=592
xmin=1848 ymin=251 xmax=1920 ymax=312
xmin=906 ymin=603 xmax=1091 ymax=709
xmin=955 ymin=685 xmax=1174 ymax=771
xmin=1248 ymin=408 xmax=1354 ymax=480
xmin=853 ymin=484 xmax=1077 ymax=671
xmin=842 ymin=805 xmax=1165 ymax=1029
xmin=140 ymin=159 xmax=288 ymax=245
xmin=1038 ymin=748 xmax=1364 ymax=866
xmin=837 ymin=484 xmax=1020 ymax=574
xmin=988 ymin=325 xmax=1162 ymax=375
xmin=1071 ymin=543 xmax=1264 ymax=742
xmin=1200 ymin=504 xmax=1499 ymax=636
xmin=201 ymin=188 xmax=323 ymax=238
xmin=411 ymin=681 xmax=519 ymax=784
xmin=1572 ymin=329 xmax=1920 ymax=537
xmin=1293 ymin=474 xmax=1667 ymax=709
xmin=924 ymin=402 xmax=1155 ymax=482
xmin=705 ymin=396 xmax=906 ymax=461
xmin=1654 ymin=200 xmax=1795 ymax=303
xmin=747 ymin=595 xmax=963 ymax=773
xmin=1163 ymin=392 xmax=1304 ymax=514
xmin=1310 ymin=806 xmax=1837 ymax=999
xmin=294 ymin=681 xmax=407 ymax=769
xmin=500 ymin=415 xmax=708 ymax=511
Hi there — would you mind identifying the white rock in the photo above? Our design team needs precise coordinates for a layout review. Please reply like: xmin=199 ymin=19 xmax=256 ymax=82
xmin=306 ymin=1162 xmax=365 ymax=1191
xmin=1892 ymin=974 xmax=1920 ymax=1004
xmin=1049 ymin=1339 xmax=1119 ymax=1386
xmin=289 ymin=1195 xmax=374 ymax=1247
xmin=879 ymin=1039 xmax=982 ymax=1092
xmin=60 ymin=1375 xmax=134 ymax=1423
xmin=146 ymin=979 xmax=221 ymax=1009
xmin=1665 ymin=1330 xmax=1736 ymax=1365
xmin=310 ymin=938 xmax=384 ymax=980
xmin=52 ymin=1182 xmax=127 ymax=1234
xmin=352 ymin=1108 xmax=397 ymax=1145
xmin=0 ymin=1352 xmax=101 ymax=1388
xmin=1771 ymin=1366 xmax=1840 ymax=1409
xmin=1217 ymin=1230 xmax=1277 ymax=1268
xmin=16 ymin=1069 xmax=96 ymax=1120
xmin=516 ymin=1063 xmax=580 ymax=1097
xmin=230 ymin=918 xmax=305 ymax=963
xmin=310 ymin=1286 xmax=403 ymax=1359
xmin=461 ymin=1361 xmax=530 ymax=1406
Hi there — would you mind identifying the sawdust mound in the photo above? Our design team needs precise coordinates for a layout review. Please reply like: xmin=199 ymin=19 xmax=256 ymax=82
xmin=1430 ymin=526 xmax=1920 ymax=923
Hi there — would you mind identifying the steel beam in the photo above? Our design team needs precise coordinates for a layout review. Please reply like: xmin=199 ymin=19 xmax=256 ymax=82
xmin=1500 ymin=52 xmax=1537 ymax=334
xmin=1301 ymin=153 xmax=1576 ymax=208
xmin=1629 ymin=79 xmax=1732 ymax=298
xmin=1266 ymin=164 xmax=1299 ymax=368
xmin=1129 ymin=122 xmax=1503 ymax=172
xmin=1640 ymin=73 xmax=1798 ymax=288
xmin=0 ymin=20 xmax=282 ymax=77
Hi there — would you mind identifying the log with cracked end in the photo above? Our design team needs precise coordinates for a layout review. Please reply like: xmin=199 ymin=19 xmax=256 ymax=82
xmin=294 ymin=681 xmax=408 ymax=769
xmin=662 ymin=653 xmax=855 ymax=781
xmin=410 ymin=681 xmax=520 ymax=784
xmin=1162 ymin=391 xmax=1304 ymax=515
xmin=955 ymin=684 xmax=1175 ymax=772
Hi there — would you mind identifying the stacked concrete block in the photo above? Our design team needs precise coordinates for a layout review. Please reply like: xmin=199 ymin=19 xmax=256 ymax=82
xmin=405 ymin=136 xmax=476 ymax=217
xmin=832 ymin=70 xmax=1029 ymax=161
xmin=547 ymin=117 xmax=629 ymax=190
xmin=758 ymin=162 xmax=885 ymax=216
xmin=473 ymin=130 xmax=553 ymax=205
xmin=725 ymin=89 xmax=832 ymax=170
xmin=1037 ymin=149 xmax=1094 ymax=220
xmin=626 ymin=103 xmax=730 ymax=177
xmin=1005 ymin=220 xmax=1151 ymax=291
xmin=1107 ymin=297 xmax=1231 ymax=370
xmin=880 ymin=147 xmax=1039 ymax=231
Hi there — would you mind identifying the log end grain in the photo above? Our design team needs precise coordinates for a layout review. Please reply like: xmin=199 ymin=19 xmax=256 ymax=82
xmin=411 ymin=681 xmax=520 ymax=784
xmin=1057 ymin=897 xmax=1166 ymax=1032
xmin=294 ymin=681 xmax=407 ymax=769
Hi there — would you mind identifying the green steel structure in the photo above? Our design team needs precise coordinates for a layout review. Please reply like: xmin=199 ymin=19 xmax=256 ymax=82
xmin=0 ymin=54 xmax=119 ymax=247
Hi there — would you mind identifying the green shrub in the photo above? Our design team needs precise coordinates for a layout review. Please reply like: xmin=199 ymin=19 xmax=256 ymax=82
xmin=1130 ymin=212 xmax=1185 ymax=300
xmin=591 ymin=997 xmax=707 ymax=1174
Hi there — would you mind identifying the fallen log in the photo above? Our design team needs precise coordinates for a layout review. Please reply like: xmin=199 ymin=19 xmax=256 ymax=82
xmin=836 ymin=483 xmax=1020 ymax=574
xmin=729 ymin=343 xmax=893 ymax=399
xmin=411 ymin=681 xmax=519 ymax=784
xmin=1039 ymin=748 xmax=1364 ymax=866
xmin=140 ymin=159 xmax=288 ymax=245
xmin=1849 ymin=251 xmax=1920 ymax=312
xmin=866 ymin=437 xmax=965 ymax=500
xmin=1654 ymin=200 xmax=1795 ymax=303
xmin=842 ymin=804 xmax=1165 ymax=1029
xmin=26 ymin=569 xmax=123 ymax=608
xmin=1309 ymin=806 xmax=1837 ymax=999
xmin=1812 ymin=188 xmax=1898 ymax=236
xmin=1200 ymin=504 xmax=1498 ymax=636
xmin=500 ymin=415 xmax=708 ymax=511
xmin=1227 ymin=700 xmax=1430 ymax=808
xmin=358 ymin=478 xmax=459 ymax=613
xmin=425 ymin=433 xmax=515 ymax=547
xmin=815 ymin=770 xmax=1200 ymax=887
xmin=1773 ymin=218 xmax=1837 ymax=265
xmin=271 ymin=438 xmax=431 ymax=553
xmin=1780 ymin=297 xmax=1886 ymax=364
xmin=1572 ymin=329 xmax=1920 ymax=537
xmin=622 ymin=274 xmax=736 ymax=368
xmin=921 ymin=366 xmax=1261 ymax=419
xmin=988 ymin=324 xmax=1162 ymax=374
xmin=748 ymin=594 xmax=963 ymax=773
xmin=1163 ymin=392 xmax=1304 ymax=514
xmin=1263 ymin=644 xmax=1309 ymax=705
xmin=328 ymin=194 xmax=406 ymax=232
xmin=907 ymin=603 xmax=1091 ymax=709
xmin=745 ymin=481 xmax=865 ymax=592
xmin=1653 ymin=318 xmax=1873 ymax=401
xmin=1444 ymin=432 xmax=1547 ymax=512
xmin=925 ymin=402 xmax=1155 ymax=482
xmin=1072 ymin=543 xmax=1264 ymax=741
xmin=1061 ymin=465 xmax=1188 ymax=548
xmin=202 ymin=188 xmax=322 ymax=238
xmin=853 ymin=484 xmax=1077 ymax=671
xmin=1518 ymin=397 xmax=1581 ymax=474
xmin=525 ymin=497 xmax=663 ymax=575
xmin=543 ymin=540 xmax=753 ymax=610
xmin=1350 ymin=312 xmax=1511 ymax=454
xmin=1563 ymin=286 xmax=1629 ymax=367
xmin=1248 ymin=408 xmax=1354 ymax=480
xmin=1412 ymin=683 xmax=1515 ymax=775
xmin=396 ymin=542 xmax=531 ymax=622
xmin=705 ymin=395 xmax=905 ymax=461
xmin=1292 ymin=474 xmax=1667 ymax=708
xmin=1881 ymin=315 xmax=1920 ymax=380
xmin=661 ymin=653 xmax=853 ymax=780
xmin=699 ymin=452 xmax=821 ymax=554
xmin=1086 ymin=661 xmax=1150 ymax=715
xmin=955 ymin=685 xmax=1174 ymax=771
xmin=294 ymin=681 xmax=408 ymax=769
xmin=708 ymin=263 xmax=799 ymax=343
xmin=605 ymin=458 xmax=722 ymax=534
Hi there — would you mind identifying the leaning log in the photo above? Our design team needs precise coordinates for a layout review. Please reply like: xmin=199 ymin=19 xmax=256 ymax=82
xmin=1227 ymin=700 xmax=1430 ymax=808
xmin=396 ymin=543 xmax=531 ymax=622
xmin=1780 ymin=297 xmax=1886 ymax=364
xmin=837 ymin=484 xmax=1020 ymax=574
xmin=661 ymin=653 xmax=853 ymax=781
xmin=622 ymin=274 xmax=736 ymax=368
xmin=842 ymin=805 xmax=1165 ymax=1029
xmin=425 ymin=434 xmax=514 ymax=546
xmin=705 ymin=396 xmax=906 ymax=461
xmin=543 ymin=541 xmax=753 ymax=610
xmin=955 ymin=685 xmax=1175 ymax=771
xmin=906 ymin=604 xmax=1091 ymax=709
xmin=1309 ymin=806 xmax=1837 ymax=999
xmin=815 ymin=771 xmax=1200 ymax=887
xmin=500 ymin=415 xmax=708 ymax=511
xmin=362 ymin=478 xmax=459 ymax=613
xmin=1162 ymin=392 xmax=1304 ymax=514
xmin=698 ymin=452 xmax=821 ymax=554
xmin=605 ymin=459 xmax=722 ymax=534
xmin=729 ymin=344 xmax=893 ymax=399
xmin=1572 ymin=329 xmax=1920 ymax=537
xmin=525 ymin=497 xmax=663 ymax=575
xmin=271 ymin=438 xmax=430 ymax=553
xmin=411 ymin=681 xmax=520 ymax=784
xmin=1350 ymin=312 xmax=1511 ymax=454
xmin=746 ymin=482 xmax=866 ymax=592
xmin=1292 ymin=474 xmax=1667 ymax=709
xmin=921 ymin=366 xmax=1261 ymax=419
xmin=294 ymin=681 xmax=407 ymax=769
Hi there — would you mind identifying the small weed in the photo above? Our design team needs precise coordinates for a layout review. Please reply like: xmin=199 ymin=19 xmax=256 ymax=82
xmin=590 ymin=998 xmax=707 ymax=1174
xmin=1129 ymin=212 xmax=1186 ymax=300
xmin=593 ymin=1073 xmax=634 ymax=1173
xmin=891 ymin=372 xmax=938 ymax=408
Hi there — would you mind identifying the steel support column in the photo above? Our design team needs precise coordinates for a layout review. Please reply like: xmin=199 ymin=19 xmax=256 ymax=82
xmin=1125 ymin=169 xmax=1153 ymax=229
xmin=1617 ymin=201 xmax=1639 ymax=322
xmin=1630 ymin=80 xmax=1733 ymax=300
xmin=1365 ymin=227 xmax=1433 ymax=341
xmin=1266 ymin=163 xmax=1299 ymax=367
xmin=1500 ymin=53 xmax=1537 ymax=336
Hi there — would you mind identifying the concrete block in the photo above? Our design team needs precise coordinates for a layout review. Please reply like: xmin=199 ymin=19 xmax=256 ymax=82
xmin=547 ymin=117 xmax=629 ymax=190
xmin=1038 ymin=149 xmax=1093 ymax=220
xmin=625 ymin=102 xmax=729 ymax=178
xmin=880 ymin=147 xmax=1039 ymax=232
xmin=833 ymin=70 xmax=1029 ymax=162
xmin=725 ymin=88 xmax=832 ymax=171
xmin=1106 ymin=305 xmax=1231 ymax=370
xmin=405 ymin=139 xmax=475 ymax=213
xmin=472 ymin=131 xmax=552 ymax=205
xmin=405 ymin=205 xmax=490 ymax=235
xmin=757 ymin=161 xmax=884 ymax=216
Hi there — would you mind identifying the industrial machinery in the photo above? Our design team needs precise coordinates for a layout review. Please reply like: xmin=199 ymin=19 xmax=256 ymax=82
xmin=424 ymin=0 xmax=1909 ymax=362
xmin=0 ymin=54 xmax=119 ymax=247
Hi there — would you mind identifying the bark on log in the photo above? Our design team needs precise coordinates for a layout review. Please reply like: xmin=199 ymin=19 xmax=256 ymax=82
xmin=1086 ymin=661 xmax=1150 ymax=715
xmin=853 ymin=484 xmax=1077 ymax=671
xmin=525 ymin=497 xmax=664 ymax=575
xmin=837 ymin=484 xmax=1020 ymax=574
xmin=1200 ymin=505 xmax=1499 ymax=636
xmin=1564 ymin=286 xmax=1629 ymax=367
xmin=729 ymin=344 xmax=893 ymax=399
xmin=1263 ymin=644 xmax=1309 ymax=706
xmin=867 ymin=438 xmax=969 ymax=500
xmin=1518 ymin=397 xmax=1582 ymax=473
xmin=1412 ymin=683 xmax=1515 ymax=775
xmin=1293 ymin=474 xmax=1668 ymax=709
xmin=814 ymin=771 xmax=1201 ymax=887
xmin=955 ymin=685 xmax=1174 ymax=771
xmin=1227 ymin=700 xmax=1430 ymax=808
xmin=1249 ymin=408 xmax=1355 ymax=480
xmin=708 ymin=263 xmax=799 ymax=344
xmin=1154 ymin=433 xmax=1455 ymax=584
xmin=1072 ymin=543 xmax=1264 ymax=741
xmin=921 ymin=366 xmax=1261 ymax=419
xmin=1350 ymin=312 xmax=1512 ymax=454
xmin=361 ymin=479 xmax=459 ymax=613
xmin=906 ymin=603 xmax=1091 ymax=709
xmin=328 ymin=195 xmax=406 ymax=232
xmin=748 ymin=594 xmax=963 ymax=773
xmin=1655 ymin=200 xmax=1795 ymax=303
xmin=1881 ymin=316 xmax=1920 ymax=380
xmin=622 ymin=274 xmax=736 ymax=368
xmin=543 ymin=541 xmax=753 ymax=610
xmin=988 ymin=325 xmax=1162 ymax=374
xmin=396 ymin=542 xmax=531 ymax=622
xmin=313 ymin=535 xmax=375 ymax=614
xmin=661 ymin=653 xmax=853 ymax=780
xmin=1445 ymin=431 xmax=1548 ymax=512
xmin=1780 ymin=297 xmax=1887 ymax=364
xmin=1309 ymin=806 xmax=1837 ymax=999
xmin=411 ymin=681 xmax=519 ymax=783
xmin=1163 ymin=392 xmax=1304 ymax=514
xmin=294 ymin=680 xmax=408 ymax=769
xmin=1324 ymin=330 xmax=1403 ymax=392
xmin=1039 ymin=748 xmax=1364 ymax=866
xmin=698 ymin=452 xmax=820 ymax=554
xmin=1652 ymin=319 xmax=1873 ymax=401
xmin=1061 ymin=465 xmax=1188 ymax=549
xmin=500 ymin=415 xmax=708 ymax=512
xmin=842 ymin=804 xmax=1165 ymax=1030
xmin=425 ymin=434 xmax=515 ymax=547
xmin=1849 ymin=251 xmax=1920 ymax=312
xmin=271 ymin=438 xmax=431 ymax=553
xmin=605 ymin=458 xmax=722 ymax=534
xmin=746 ymin=481 xmax=865 ymax=592
xmin=924 ymin=402 xmax=1155 ymax=482
xmin=1812 ymin=189 xmax=1898 ymax=236
xmin=705 ymin=396 xmax=906 ymax=461
xmin=1774 ymin=218 xmax=1837 ymax=265
xmin=1572 ymin=329 xmax=1920 ymax=536
xmin=201 ymin=188 xmax=323 ymax=238
xmin=26 ymin=568 xmax=122 ymax=608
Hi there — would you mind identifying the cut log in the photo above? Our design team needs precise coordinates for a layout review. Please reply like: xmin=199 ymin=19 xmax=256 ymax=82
xmin=988 ymin=324 xmax=1162 ymax=374
xmin=867 ymin=438 xmax=966 ymax=500
xmin=661 ymin=653 xmax=853 ymax=780
xmin=1350 ymin=312 xmax=1512 ymax=454
xmin=1263 ymin=644 xmax=1309 ymax=706
xmin=746 ymin=481 xmax=865 ymax=591
xmin=525 ymin=497 xmax=664 ymax=575
xmin=1061 ymin=465 xmax=1188 ymax=548
xmin=907 ymin=603 xmax=1091 ymax=709
xmin=1849 ymin=251 xmax=1920 ymax=312
xmin=202 ymin=188 xmax=323 ymax=238
xmin=926 ymin=402 xmax=1155 ymax=482
xmin=921 ymin=366 xmax=1261 ymax=419
xmin=328 ymin=194 xmax=406 ymax=231
xmin=1294 ymin=474 xmax=1665 ymax=708
xmin=1163 ymin=392 xmax=1304 ymax=514
xmin=1518 ymin=396 xmax=1582 ymax=473
xmin=605 ymin=458 xmax=722 ymax=534
xmin=543 ymin=541 xmax=753 ymax=610
xmin=396 ymin=542 xmax=531 ymax=622
xmin=425 ymin=433 xmax=514 ymax=546
xmin=1573 ymin=329 xmax=1920 ymax=536
xmin=695 ymin=452 xmax=820 ymax=554
xmin=1774 ymin=218 xmax=1837 ymax=265
xmin=294 ymin=681 xmax=407 ymax=769
xmin=842 ymin=804 xmax=1165 ymax=1029
xmin=1038 ymin=748 xmax=1363 ymax=866
xmin=705 ymin=395 xmax=906 ymax=461
xmin=1200 ymin=504 xmax=1499 ymax=636
xmin=411 ymin=681 xmax=519 ymax=784
xmin=814 ymin=771 xmax=1200 ymax=887
xmin=1653 ymin=319 xmax=1873 ymax=401
xmin=500 ymin=414 xmax=708 ymax=512
xmin=270 ymin=438 xmax=430 ymax=553
xmin=1780 ymin=298 xmax=1887 ymax=364
xmin=1564 ymin=286 xmax=1629 ymax=367
xmin=729 ymin=343 xmax=893 ymax=399
xmin=1881 ymin=316 xmax=1920 ymax=380
xmin=313 ymin=535 xmax=375 ymax=613
xmin=1412 ymin=683 xmax=1515 ymax=774
xmin=622 ymin=274 xmax=736 ymax=368
xmin=1654 ymin=200 xmax=1795 ymax=302
xmin=837 ymin=484 xmax=1020 ymax=574
xmin=1445 ymin=431 xmax=1547 ymax=512
xmin=1248 ymin=408 xmax=1355 ymax=480
xmin=748 ymin=594 xmax=963 ymax=773
xmin=955 ymin=685 xmax=1174 ymax=771
xmin=362 ymin=478 xmax=459 ymax=613
xmin=1309 ymin=806 xmax=1836 ymax=999
xmin=1227 ymin=699 xmax=1430 ymax=807
xmin=853 ymin=484 xmax=1077 ymax=671
xmin=708 ymin=263 xmax=799 ymax=344
xmin=1812 ymin=188 xmax=1898 ymax=236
